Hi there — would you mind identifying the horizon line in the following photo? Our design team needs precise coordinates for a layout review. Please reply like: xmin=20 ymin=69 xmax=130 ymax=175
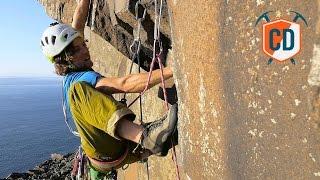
xmin=0 ymin=74 xmax=60 ymax=78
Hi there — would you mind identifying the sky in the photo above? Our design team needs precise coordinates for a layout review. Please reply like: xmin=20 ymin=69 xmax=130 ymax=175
xmin=0 ymin=1 xmax=56 ymax=77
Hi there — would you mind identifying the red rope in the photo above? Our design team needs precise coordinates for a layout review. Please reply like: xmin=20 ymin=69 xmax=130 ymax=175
xmin=128 ymin=52 xmax=181 ymax=180
xmin=156 ymin=54 xmax=180 ymax=180
xmin=156 ymin=54 xmax=169 ymax=110
xmin=127 ymin=52 xmax=158 ymax=108
xmin=171 ymin=139 xmax=180 ymax=180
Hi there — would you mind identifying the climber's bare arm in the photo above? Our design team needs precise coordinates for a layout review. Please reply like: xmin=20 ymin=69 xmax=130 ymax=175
xmin=95 ymin=67 xmax=173 ymax=94
xmin=71 ymin=0 xmax=90 ymax=35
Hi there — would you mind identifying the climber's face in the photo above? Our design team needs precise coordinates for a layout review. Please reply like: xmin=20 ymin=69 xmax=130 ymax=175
xmin=68 ymin=37 xmax=93 ymax=69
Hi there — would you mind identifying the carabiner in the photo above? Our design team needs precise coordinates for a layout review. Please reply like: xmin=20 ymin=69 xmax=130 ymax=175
xmin=135 ymin=1 xmax=147 ymax=20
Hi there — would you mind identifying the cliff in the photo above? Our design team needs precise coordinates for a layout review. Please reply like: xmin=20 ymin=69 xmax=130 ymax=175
xmin=37 ymin=0 xmax=320 ymax=179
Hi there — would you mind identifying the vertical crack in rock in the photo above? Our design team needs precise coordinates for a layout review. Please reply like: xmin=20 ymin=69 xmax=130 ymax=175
xmin=57 ymin=3 xmax=65 ymax=21
xmin=308 ymin=44 xmax=320 ymax=86
xmin=308 ymin=44 xmax=320 ymax=128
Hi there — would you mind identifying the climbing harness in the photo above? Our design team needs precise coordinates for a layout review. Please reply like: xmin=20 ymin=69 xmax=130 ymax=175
xmin=71 ymin=146 xmax=118 ymax=180
xmin=87 ymin=147 xmax=129 ymax=172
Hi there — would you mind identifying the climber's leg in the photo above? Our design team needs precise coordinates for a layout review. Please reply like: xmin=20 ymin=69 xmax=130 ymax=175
xmin=69 ymin=81 xmax=136 ymax=138
xmin=116 ymin=118 xmax=143 ymax=143
xmin=69 ymin=81 xmax=178 ymax=155
xmin=116 ymin=103 xmax=179 ymax=154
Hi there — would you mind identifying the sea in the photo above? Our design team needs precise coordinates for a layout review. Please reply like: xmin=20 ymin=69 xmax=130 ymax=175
xmin=0 ymin=77 xmax=79 ymax=178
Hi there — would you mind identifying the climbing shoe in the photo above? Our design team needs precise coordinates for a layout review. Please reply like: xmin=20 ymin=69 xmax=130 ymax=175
xmin=156 ymin=125 xmax=178 ymax=157
xmin=140 ymin=103 xmax=178 ymax=154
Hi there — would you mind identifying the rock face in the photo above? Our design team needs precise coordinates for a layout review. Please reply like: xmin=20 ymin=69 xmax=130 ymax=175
xmin=38 ymin=0 xmax=320 ymax=179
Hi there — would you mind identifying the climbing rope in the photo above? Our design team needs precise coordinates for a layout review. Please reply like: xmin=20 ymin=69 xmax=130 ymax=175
xmin=124 ymin=0 xmax=181 ymax=179
xmin=122 ymin=0 xmax=146 ymax=108
xmin=152 ymin=1 xmax=181 ymax=179
xmin=126 ymin=0 xmax=166 ymax=108
xmin=120 ymin=1 xmax=151 ymax=179
xmin=62 ymin=80 xmax=80 ymax=137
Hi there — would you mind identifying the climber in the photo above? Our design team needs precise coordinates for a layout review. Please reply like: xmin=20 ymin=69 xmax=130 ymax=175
xmin=40 ymin=0 xmax=177 ymax=177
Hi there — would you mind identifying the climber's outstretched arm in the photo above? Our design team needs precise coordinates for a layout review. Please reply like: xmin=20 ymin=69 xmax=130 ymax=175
xmin=72 ymin=0 xmax=90 ymax=36
xmin=95 ymin=67 xmax=173 ymax=94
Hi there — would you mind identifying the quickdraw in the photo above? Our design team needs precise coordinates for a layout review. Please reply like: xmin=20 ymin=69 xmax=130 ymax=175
xmin=71 ymin=146 xmax=87 ymax=180
xmin=122 ymin=0 xmax=181 ymax=179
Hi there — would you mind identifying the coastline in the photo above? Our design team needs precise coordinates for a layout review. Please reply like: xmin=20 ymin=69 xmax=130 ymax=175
xmin=4 ymin=153 xmax=74 ymax=180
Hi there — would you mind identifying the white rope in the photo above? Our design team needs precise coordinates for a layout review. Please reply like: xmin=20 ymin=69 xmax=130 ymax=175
xmin=157 ymin=0 xmax=163 ymax=39
xmin=62 ymin=80 xmax=80 ymax=137
xmin=153 ymin=0 xmax=164 ymax=55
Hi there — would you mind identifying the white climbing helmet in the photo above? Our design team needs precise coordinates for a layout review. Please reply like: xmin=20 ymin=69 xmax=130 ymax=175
xmin=40 ymin=23 xmax=80 ymax=63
